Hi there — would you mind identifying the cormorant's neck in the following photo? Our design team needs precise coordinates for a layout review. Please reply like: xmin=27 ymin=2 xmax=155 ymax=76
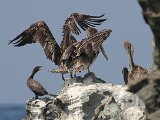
xmin=29 ymin=70 xmax=37 ymax=79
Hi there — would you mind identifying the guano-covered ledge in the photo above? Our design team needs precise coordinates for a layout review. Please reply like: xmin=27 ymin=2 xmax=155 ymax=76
xmin=22 ymin=72 xmax=146 ymax=120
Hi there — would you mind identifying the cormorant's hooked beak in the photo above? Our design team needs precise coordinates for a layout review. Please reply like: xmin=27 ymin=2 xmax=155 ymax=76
xmin=39 ymin=66 xmax=43 ymax=70
xmin=100 ymin=45 xmax=108 ymax=61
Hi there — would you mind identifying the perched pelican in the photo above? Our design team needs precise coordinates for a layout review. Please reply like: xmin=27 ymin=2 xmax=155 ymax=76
xmin=50 ymin=28 xmax=112 ymax=77
xmin=27 ymin=66 xmax=56 ymax=99
xmin=9 ymin=13 xmax=107 ymax=80
xmin=123 ymin=40 xmax=148 ymax=84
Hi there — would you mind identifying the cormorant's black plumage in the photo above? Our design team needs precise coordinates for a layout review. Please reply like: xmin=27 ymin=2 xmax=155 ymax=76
xmin=27 ymin=66 xmax=48 ymax=99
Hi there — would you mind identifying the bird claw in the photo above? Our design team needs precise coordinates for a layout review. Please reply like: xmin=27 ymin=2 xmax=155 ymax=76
xmin=48 ymin=69 xmax=56 ymax=73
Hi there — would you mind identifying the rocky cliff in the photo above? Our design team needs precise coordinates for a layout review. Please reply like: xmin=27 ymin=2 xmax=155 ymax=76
xmin=22 ymin=72 xmax=146 ymax=120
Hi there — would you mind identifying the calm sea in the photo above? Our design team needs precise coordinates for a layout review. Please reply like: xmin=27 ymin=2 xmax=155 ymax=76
xmin=0 ymin=104 xmax=25 ymax=120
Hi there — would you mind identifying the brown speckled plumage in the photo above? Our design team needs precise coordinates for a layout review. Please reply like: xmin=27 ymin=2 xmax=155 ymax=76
xmin=9 ymin=13 xmax=107 ymax=80
xmin=123 ymin=40 xmax=148 ymax=84
xmin=51 ymin=28 xmax=112 ymax=77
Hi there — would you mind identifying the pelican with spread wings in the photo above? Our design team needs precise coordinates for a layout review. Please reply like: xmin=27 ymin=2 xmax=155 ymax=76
xmin=9 ymin=13 xmax=110 ymax=80
xmin=50 ymin=28 xmax=112 ymax=77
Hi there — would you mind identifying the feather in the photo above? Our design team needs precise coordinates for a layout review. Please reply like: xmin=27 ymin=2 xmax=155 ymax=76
xmin=9 ymin=21 xmax=61 ymax=65
xmin=61 ymin=13 xmax=107 ymax=52
xmin=123 ymin=40 xmax=148 ymax=84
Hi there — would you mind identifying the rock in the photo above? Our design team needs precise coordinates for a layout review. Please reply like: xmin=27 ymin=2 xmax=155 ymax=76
xmin=22 ymin=96 xmax=64 ymax=120
xmin=128 ymin=69 xmax=160 ymax=120
xmin=23 ymin=72 xmax=146 ymax=120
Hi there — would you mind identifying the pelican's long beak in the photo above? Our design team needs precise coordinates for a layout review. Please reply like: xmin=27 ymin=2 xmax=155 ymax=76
xmin=100 ymin=45 xmax=108 ymax=61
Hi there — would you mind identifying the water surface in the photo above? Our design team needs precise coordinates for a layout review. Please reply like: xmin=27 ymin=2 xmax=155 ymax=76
xmin=0 ymin=104 xmax=25 ymax=120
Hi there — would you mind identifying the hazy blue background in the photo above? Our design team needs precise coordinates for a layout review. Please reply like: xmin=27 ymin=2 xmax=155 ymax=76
xmin=0 ymin=0 xmax=152 ymax=104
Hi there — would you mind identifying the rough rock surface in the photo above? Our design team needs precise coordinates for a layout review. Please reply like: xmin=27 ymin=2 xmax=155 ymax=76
xmin=126 ymin=1 xmax=160 ymax=120
xmin=128 ymin=70 xmax=160 ymax=120
xmin=23 ymin=72 xmax=146 ymax=120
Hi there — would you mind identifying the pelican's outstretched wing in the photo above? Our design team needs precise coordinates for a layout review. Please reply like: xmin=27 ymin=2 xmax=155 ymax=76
xmin=62 ymin=29 xmax=112 ymax=68
xmin=60 ymin=13 xmax=107 ymax=53
xmin=8 ymin=21 xmax=61 ymax=65
xmin=77 ymin=29 xmax=112 ymax=56
xmin=49 ymin=28 xmax=112 ymax=74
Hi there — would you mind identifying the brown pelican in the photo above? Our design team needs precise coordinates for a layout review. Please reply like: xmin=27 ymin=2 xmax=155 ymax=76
xmin=87 ymin=27 xmax=109 ymax=61
xmin=50 ymin=28 xmax=112 ymax=77
xmin=8 ymin=13 xmax=107 ymax=80
xmin=27 ymin=66 xmax=53 ymax=99
xmin=123 ymin=40 xmax=148 ymax=84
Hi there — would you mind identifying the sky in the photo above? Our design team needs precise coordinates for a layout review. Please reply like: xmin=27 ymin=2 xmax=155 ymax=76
xmin=0 ymin=0 xmax=153 ymax=104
